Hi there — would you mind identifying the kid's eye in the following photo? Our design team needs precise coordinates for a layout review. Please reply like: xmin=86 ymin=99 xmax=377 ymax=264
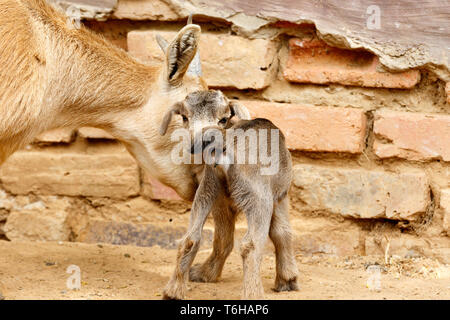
xmin=219 ymin=117 xmax=227 ymax=124
xmin=182 ymin=115 xmax=188 ymax=122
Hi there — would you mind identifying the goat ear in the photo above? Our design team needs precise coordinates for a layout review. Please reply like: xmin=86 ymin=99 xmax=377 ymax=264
xmin=159 ymin=102 xmax=183 ymax=136
xmin=230 ymin=101 xmax=251 ymax=120
xmin=166 ymin=25 xmax=201 ymax=85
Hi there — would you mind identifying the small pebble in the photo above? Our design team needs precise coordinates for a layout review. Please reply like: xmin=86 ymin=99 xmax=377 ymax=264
xmin=124 ymin=253 xmax=131 ymax=258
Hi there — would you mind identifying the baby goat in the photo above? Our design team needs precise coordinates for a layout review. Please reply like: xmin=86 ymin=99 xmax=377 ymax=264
xmin=160 ymin=90 xmax=299 ymax=299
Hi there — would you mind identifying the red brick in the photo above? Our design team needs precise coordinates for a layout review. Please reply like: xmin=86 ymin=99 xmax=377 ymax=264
xmin=242 ymin=101 xmax=366 ymax=153
xmin=284 ymin=38 xmax=420 ymax=88
xmin=373 ymin=110 xmax=450 ymax=161
xmin=127 ymin=31 xmax=277 ymax=90
xmin=141 ymin=172 xmax=182 ymax=201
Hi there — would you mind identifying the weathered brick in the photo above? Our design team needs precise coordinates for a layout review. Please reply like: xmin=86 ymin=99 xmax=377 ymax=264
xmin=34 ymin=128 xmax=75 ymax=144
xmin=294 ymin=228 xmax=361 ymax=256
xmin=78 ymin=219 xmax=185 ymax=248
xmin=127 ymin=31 xmax=278 ymax=89
xmin=292 ymin=164 xmax=430 ymax=221
xmin=243 ymin=101 xmax=366 ymax=153
xmin=284 ymin=38 xmax=420 ymax=88
xmin=50 ymin=0 xmax=117 ymax=20
xmin=4 ymin=210 xmax=70 ymax=242
xmin=373 ymin=110 xmax=450 ymax=161
xmin=0 ymin=189 xmax=14 ymax=213
xmin=440 ymin=189 xmax=450 ymax=233
xmin=77 ymin=219 xmax=212 ymax=249
xmin=4 ymin=197 xmax=72 ymax=242
xmin=0 ymin=148 xmax=139 ymax=198
xmin=365 ymin=235 xmax=450 ymax=264
xmin=141 ymin=171 xmax=182 ymax=201
xmin=112 ymin=0 xmax=179 ymax=20
xmin=78 ymin=127 xmax=115 ymax=140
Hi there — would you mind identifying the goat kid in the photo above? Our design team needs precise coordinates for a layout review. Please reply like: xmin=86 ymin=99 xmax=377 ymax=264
xmin=160 ymin=90 xmax=299 ymax=299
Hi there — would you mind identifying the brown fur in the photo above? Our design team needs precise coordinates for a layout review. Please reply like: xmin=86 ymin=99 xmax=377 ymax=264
xmin=0 ymin=0 xmax=207 ymax=201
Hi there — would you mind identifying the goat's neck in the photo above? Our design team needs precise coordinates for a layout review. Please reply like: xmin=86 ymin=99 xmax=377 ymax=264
xmin=47 ymin=29 xmax=158 ymax=130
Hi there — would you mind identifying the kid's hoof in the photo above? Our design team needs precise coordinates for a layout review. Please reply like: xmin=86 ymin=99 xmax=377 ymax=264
xmin=273 ymin=277 xmax=299 ymax=292
xmin=162 ymin=292 xmax=182 ymax=300
xmin=162 ymin=283 xmax=185 ymax=300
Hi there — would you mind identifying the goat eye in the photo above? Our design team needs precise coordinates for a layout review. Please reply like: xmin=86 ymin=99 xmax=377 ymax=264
xmin=219 ymin=117 xmax=227 ymax=124
xmin=182 ymin=115 xmax=188 ymax=122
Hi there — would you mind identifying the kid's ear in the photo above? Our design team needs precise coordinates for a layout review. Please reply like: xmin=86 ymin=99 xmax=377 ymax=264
xmin=229 ymin=101 xmax=251 ymax=120
xmin=159 ymin=102 xmax=184 ymax=136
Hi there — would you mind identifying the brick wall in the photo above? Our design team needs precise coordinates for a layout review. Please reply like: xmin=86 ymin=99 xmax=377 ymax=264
xmin=1 ymin=0 xmax=449 ymax=262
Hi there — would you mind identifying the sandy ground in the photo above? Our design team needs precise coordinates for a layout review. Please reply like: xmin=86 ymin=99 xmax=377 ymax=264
xmin=0 ymin=240 xmax=449 ymax=300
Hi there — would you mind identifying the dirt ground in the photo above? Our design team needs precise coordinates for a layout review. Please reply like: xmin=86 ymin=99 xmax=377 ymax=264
xmin=0 ymin=240 xmax=449 ymax=300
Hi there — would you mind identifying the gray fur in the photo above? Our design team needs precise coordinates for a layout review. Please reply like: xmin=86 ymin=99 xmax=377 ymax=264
xmin=162 ymin=90 xmax=299 ymax=300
